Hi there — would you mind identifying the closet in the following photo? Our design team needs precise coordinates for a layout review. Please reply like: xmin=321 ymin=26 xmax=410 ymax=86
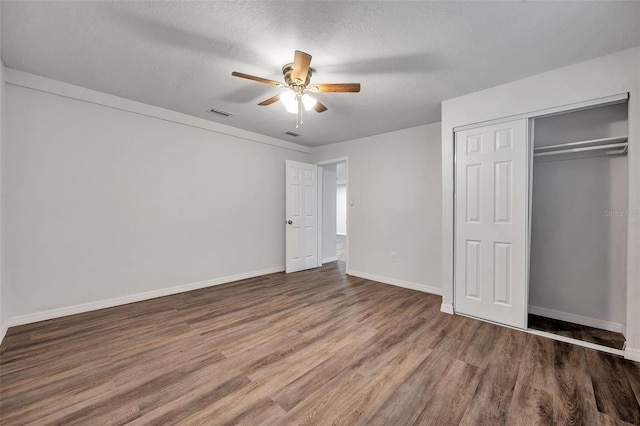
xmin=453 ymin=96 xmax=629 ymax=353
xmin=528 ymin=102 xmax=628 ymax=350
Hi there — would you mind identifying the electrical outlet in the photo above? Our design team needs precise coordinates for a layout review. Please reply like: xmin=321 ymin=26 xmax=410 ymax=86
xmin=390 ymin=252 xmax=397 ymax=262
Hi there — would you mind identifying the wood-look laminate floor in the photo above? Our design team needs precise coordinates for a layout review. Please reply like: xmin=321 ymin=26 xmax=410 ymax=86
xmin=1 ymin=261 xmax=639 ymax=425
xmin=528 ymin=314 xmax=627 ymax=351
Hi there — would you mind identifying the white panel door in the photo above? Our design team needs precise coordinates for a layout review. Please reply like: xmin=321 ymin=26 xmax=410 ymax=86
xmin=454 ymin=119 xmax=529 ymax=328
xmin=285 ymin=160 xmax=318 ymax=273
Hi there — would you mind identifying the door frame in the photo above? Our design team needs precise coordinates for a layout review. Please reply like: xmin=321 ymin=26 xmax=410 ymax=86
xmin=451 ymin=94 xmax=630 ymax=316
xmin=316 ymin=157 xmax=349 ymax=271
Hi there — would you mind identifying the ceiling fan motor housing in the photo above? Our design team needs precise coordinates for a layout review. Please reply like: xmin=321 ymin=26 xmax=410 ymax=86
xmin=282 ymin=63 xmax=311 ymax=91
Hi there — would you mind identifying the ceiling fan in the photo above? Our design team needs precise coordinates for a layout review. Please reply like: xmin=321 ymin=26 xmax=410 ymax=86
xmin=232 ymin=50 xmax=361 ymax=128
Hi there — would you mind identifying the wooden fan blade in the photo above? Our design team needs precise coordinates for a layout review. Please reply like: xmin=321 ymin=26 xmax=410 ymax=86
xmin=258 ymin=94 xmax=281 ymax=106
xmin=314 ymin=100 xmax=328 ymax=113
xmin=231 ymin=71 xmax=281 ymax=86
xmin=293 ymin=50 xmax=312 ymax=82
xmin=310 ymin=83 xmax=361 ymax=93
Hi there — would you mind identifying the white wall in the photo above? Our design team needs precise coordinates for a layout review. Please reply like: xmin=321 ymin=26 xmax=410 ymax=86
xmin=534 ymin=103 xmax=628 ymax=147
xmin=321 ymin=164 xmax=337 ymax=261
xmin=4 ymin=73 xmax=310 ymax=322
xmin=312 ymin=123 xmax=442 ymax=295
xmin=529 ymin=104 xmax=628 ymax=329
xmin=336 ymin=162 xmax=347 ymax=185
xmin=441 ymin=46 xmax=640 ymax=360
xmin=530 ymin=155 xmax=627 ymax=328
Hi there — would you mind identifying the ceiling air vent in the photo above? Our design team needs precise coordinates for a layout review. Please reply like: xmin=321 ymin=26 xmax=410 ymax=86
xmin=207 ymin=108 xmax=233 ymax=117
xmin=285 ymin=131 xmax=300 ymax=137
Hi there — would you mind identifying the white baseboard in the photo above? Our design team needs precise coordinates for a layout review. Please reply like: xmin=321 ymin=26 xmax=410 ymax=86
xmin=5 ymin=266 xmax=284 ymax=330
xmin=440 ymin=303 xmax=454 ymax=315
xmin=528 ymin=305 xmax=624 ymax=334
xmin=347 ymin=270 xmax=442 ymax=296
xmin=322 ymin=256 xmax=338 ymax=263
xmin=625 ymin=347 xmax=640 ymax=362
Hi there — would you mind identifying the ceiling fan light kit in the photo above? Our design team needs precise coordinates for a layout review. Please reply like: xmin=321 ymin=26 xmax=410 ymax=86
xmin=284 ymin=100 xmax=298 ymax=114
xmin=232 ymin=50 xmax=361 ymax=129
xmin=301 ymin=94 xmax=317 ymax=111
xmin=280 ymin=90 xmax=296 ymax=107
xmin=279 ymin=90 xmax=316 ymax=112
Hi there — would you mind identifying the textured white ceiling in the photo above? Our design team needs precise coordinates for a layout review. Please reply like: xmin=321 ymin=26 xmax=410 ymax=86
xmin=2 ymin=1 xmax=639 ymax=147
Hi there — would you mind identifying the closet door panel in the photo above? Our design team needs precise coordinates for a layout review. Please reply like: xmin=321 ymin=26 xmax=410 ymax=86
xmin=455 ymin=119 xmax=528 ymax=328
xmin=464 ymin=240 xmax=481 ymax=299
xmin=494 ymin=161 xmax=512 ymax=223
xmin=493 ymin=242 xmax=512 ymax=305
xmin=465 ymin=164 xmax=482 ymax=222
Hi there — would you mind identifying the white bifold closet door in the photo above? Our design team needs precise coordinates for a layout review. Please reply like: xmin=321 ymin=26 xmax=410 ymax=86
xmin=454 ymin=119 xmax=529 ymax=328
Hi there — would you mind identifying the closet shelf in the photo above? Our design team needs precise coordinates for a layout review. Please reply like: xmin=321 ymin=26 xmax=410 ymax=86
xmin=534 ymin=135 xmax=628 ymax=158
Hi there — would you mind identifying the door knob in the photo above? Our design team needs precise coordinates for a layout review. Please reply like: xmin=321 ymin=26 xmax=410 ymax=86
xmin=287 ymin=220 xmax=293 ymax=225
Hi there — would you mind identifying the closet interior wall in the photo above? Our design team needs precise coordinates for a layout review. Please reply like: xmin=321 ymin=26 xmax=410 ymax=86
xmin=530 ymin=103 xmax=629 ymax=333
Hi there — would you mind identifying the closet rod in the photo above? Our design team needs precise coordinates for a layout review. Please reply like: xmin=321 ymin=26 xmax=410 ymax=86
xmin=533 ymin=142 xmax=628 ymax=157
xmin=534 ymin=136 xmax=628 ymax=153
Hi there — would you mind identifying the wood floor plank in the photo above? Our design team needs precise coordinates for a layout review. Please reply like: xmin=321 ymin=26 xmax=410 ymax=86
xmin=412 ymin=359 xmax=481 ymax=425
xmin=552 ymin=342 xmax=600 ymax=425
xmin=274 ymin=368 xmax=367 ymax=425
xmin=243 ymin=321 xmax=372 ymax=385
xmin=130 ymin=374 xmax=252 ymax=426
xmin=598 ymin=412 xmax=638 ymax=426
xmin=173 ymin=382 xmax=288 ymax=425
xmin=365 ymin=336 xmax=466 ymax=424
xmin=459 ymin=321 xmax=507 ymax=369
xmin=528 ymin=314 xmax=626 ymax=350
xmin=458 ymin=328 xmax=528 ymax=425
xmin=321 ymin=338 xmax=434 ymax=425
xmin=585 ymin=348 xmax=640 ymax=424
xmin=620 ymin=360 xmax=640 ymax=407
xmin=1 ymin=261 xmax=638 ymax=425
xmin=507 ymin=334 xmax=555 ymax=425
xmin=270 ymin=326 xmax=379 ymax=411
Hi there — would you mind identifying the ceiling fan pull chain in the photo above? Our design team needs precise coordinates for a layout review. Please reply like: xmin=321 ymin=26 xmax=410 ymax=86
xmin=300 ymin=98 xmax=304 ymax=126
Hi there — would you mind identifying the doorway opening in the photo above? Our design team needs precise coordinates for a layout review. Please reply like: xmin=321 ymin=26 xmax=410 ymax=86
xmin=318 ymin=158 xmax=348 ymax=271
